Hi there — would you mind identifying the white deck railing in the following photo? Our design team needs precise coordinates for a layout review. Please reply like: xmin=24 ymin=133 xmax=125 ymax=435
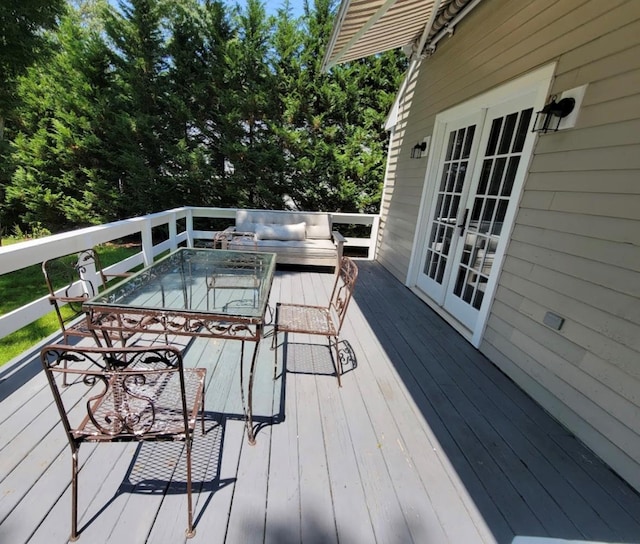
xmin=0 ymin=206 xmax=379 ymax=339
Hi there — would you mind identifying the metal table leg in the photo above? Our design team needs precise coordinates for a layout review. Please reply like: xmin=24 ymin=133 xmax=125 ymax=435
xmin=239 ymin=330 xmax=261 ymax=445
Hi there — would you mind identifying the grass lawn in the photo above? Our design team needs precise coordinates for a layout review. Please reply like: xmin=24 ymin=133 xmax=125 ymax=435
xmin=0 ymin=244 xmax=140 ymax=367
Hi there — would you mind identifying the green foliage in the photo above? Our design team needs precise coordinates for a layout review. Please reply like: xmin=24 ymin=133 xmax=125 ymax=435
xmin=10 ymin=222 xmax=51 ymax=240
xmin=1 ymin=0 xmax=407 ymax=233
xmin=0 ymin=0 xmax=67 ymax=231
xmin=0 ymin=0 xmax=66 ymax=122
xmin=163 ymin=0 xmax=232 ymax=206
xmin=5 ymin=10 xmax=128 ymax=229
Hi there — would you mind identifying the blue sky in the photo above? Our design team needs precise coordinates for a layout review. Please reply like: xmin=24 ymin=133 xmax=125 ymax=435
xmin=224 ymin=0 xmax=308 ymax=19
xmin=110 ymin=1 xmax=309 ymax=19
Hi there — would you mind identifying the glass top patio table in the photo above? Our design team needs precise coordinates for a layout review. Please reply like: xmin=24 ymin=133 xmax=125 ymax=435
xmin=84 ymin=247 xmax=276 ymax=337
xmin=83 ymin=247 xmax=276 ymax=445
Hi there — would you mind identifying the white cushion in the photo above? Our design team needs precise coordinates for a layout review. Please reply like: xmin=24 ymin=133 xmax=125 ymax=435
xmin=236 ymin=210 xmax=332 ymax=239
xmin=255 ymin=222 xmax=306 ymax=241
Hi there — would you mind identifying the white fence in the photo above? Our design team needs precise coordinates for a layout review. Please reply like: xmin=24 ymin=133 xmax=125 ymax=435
xmin=0 ymin=206 xmax=379 ymax=339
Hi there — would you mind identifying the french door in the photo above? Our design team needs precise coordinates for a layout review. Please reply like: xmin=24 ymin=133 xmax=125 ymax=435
xmin=415 ymin=93 xmax=536 ymax=334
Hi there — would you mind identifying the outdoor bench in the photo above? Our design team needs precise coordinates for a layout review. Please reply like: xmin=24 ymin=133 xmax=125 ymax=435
xmin=216 ymin=209 xmax=345 ymax=270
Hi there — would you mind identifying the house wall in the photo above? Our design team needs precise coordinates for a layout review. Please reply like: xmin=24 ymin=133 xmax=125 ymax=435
xmin=378 ymin=0 xmax=640 ymax=490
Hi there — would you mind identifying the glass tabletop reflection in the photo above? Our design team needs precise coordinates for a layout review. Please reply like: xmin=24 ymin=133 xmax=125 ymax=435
xmin=87 ymin=248 xmax=276 ymax=320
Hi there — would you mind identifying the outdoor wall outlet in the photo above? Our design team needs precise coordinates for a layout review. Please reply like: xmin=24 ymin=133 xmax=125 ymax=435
xmin=543 ymin=311 xmax=564 ymax=331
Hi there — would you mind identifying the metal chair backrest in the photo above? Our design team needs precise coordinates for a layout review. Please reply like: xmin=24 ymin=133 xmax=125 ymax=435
xmin=42 ymin=249 xmax=105 ymax=326
xmin=41 ymin=344 xmax=192 ymax=443
xmin=40 ymin=343 xmax=205 ymax=539
xmin=328 ymin=257 xmax=359 ymax=333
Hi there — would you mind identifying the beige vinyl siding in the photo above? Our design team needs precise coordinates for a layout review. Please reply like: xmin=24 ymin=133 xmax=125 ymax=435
xmin=377 ymin=0 xmax=640 ymax=490
xmin=379 ymin=0 xmax=638 ymax=278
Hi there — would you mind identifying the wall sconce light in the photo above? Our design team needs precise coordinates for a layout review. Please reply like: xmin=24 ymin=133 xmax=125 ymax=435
xmin=411 ymin=141 xmax=427 ymax=158
xmin=532 ymin=95 xmax=576 ymax=133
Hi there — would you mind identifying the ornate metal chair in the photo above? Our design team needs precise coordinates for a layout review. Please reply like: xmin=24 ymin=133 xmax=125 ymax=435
xmin=206 ymin=243 xmax=262 ymax=311
xmin=213 ymin=229 xmax=257 ymax=250
xmin=40 ymin=344 xmax=206 ymax=541
xmin=272 ymin=257 xmax=358 ymax=386
xmin=42 ymin=248 xmax=131 ymax=346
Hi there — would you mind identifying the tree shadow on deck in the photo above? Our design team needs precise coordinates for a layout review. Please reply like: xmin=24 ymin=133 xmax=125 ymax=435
xmin=78 ymin=412 xmax=234 ymax=537
xmin=352 ymin=261 xmax=640 ymax=544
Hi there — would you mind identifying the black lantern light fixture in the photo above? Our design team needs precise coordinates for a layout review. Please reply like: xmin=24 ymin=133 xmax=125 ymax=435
xmin=532 ymin=95 xmax=576 ymax=134
xmin=411 ymin=140 xmax=427 ymax=158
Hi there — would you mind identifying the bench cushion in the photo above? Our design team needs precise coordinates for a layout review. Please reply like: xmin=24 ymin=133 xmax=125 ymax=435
xmin=255 ymin=222 xmax=306 ymax=241
xmin=231 ymin=237 xmax=337 ymax=259
xmin=236 ymin=210 xmax=332 ymax=240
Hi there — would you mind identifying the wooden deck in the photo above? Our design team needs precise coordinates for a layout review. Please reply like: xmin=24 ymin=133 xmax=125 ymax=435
xmin=1 ymin=261 xmax=639 ymax=544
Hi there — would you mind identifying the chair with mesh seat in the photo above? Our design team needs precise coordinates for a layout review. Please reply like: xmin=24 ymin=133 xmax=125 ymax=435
xmin=42 ymin=248 xmax=132 ymax=346
xmin=40 ymin=344 xmax=206 ymax=541
xmin=272 ymin=257 xmax=358 ymax=386
xmin=206 ymin=241 xmax=261 ymax=311
xmin=213 ymin=229 xmax=257 ymax=251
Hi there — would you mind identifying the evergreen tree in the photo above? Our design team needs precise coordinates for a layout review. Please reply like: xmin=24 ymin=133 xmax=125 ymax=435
xmin=164 ymin=0 xmax=232 ymax=207
xmin=268 ymin=0 xmax=304 ymax=209
xmin=6 ymin=9 xmax=125 ymax=231
xmin=2 ymin=0 xmax=407 ymax=233
xmin=336 ymin=53 xmax=406 ymax=213
xmin=285 ymin=0 xmax=405 ymax=213
xmin=0 ymin=0 xmax=66 ymax=233
xmin=102 ymin=0 xmax=172 ymax=216
xmin=225 ymin=0 xmax=284 ymax=209
xmin=0 ymin=0 xmax=66 ymax=140
xmin=284 ymin=0 xmax=347 ymax=212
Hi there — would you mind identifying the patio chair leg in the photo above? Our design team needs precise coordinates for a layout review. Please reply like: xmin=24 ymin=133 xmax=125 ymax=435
xmin=185 ymin=441 xmax=196 ymax=538
xmin=200 ymin=385 xmax=206 ymax=434
xmin=271 ymin=305 xmax=279 ymax=380
xmin=62 ymin=332 xmax=73 ymax=387
xmin=332 ymin=337 xmax=342 ymax=388
xmin=70 ymin=448 xmax=80 ymax=541
xmin=272 ymin=327 xmax=278 ymax=380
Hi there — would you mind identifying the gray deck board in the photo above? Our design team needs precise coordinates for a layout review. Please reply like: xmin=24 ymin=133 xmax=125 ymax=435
xmin=1 ymin=260 xmax=639 ymax=544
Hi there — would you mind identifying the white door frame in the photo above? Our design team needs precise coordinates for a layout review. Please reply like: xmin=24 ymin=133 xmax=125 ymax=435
xmin=406 ymin=63 xmax=556 ymax=347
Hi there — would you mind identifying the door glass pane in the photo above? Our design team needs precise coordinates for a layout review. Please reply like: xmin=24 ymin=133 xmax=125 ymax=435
xmin=498 ymin=113 xmax=518 ymax=154
xmin=452 ymin=129 xmax=466 ymax=160
xmin=442 ymin=194 xmax=452 ymax=218
xmin=481 ymin=198 xmax=496 ymax=232
xmin=444 ymin=164 xmax=456 ymax=191
xmin=492 ymin=200 xmax=509 ymax=235
xmin=486 ymin=117 xmax=503 ymax=156
xmin=463 ymin=126 xmax=475 ymax=157
xmin=512 ymin=108 xmax=533 ymax=152
xmin=477 ymin=159 xmax=492 ymax=195
xmin=454 ymin=164 xmax=467 ymax=192
xmin=423 ymin=123 xmax=477 ymax=284
xmin=501 ymin=156 xmax=520 ymax=196
xmin=445 ymin=131 xmax=456 ymax=160
xmin=488 ymin=157 xmax=507 ymax=195
xmin=449 ymin=195 xmax=460 ymax=219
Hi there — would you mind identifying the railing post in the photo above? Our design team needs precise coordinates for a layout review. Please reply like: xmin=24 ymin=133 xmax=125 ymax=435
xmin=169 ymin=212 xmax=178 ymax=251
xmin=141 ymin=219 xmax=154 ymax=266
xmin=186 ymin=209 xmax=194 ymax=248
xmin=370 ymin=215 xmax=381 ymax=260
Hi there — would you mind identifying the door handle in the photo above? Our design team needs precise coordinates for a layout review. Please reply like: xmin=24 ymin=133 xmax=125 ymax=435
xmin=458 ymin=209 xmax=469 ymax=236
